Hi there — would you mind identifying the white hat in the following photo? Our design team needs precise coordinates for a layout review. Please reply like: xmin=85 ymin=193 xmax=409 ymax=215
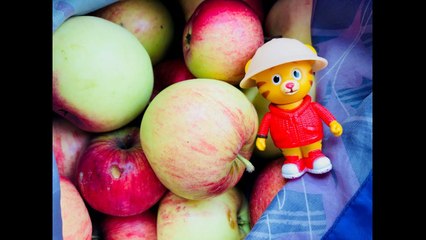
xmin=240 ymin=38 xmax=328 ymax=88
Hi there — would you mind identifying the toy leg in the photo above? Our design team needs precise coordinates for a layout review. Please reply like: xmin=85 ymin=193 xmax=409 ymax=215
xmin=301 ymin=140 xmax=332 ymax=174
xmin=280 ymin=147 xmax=306 ymax=179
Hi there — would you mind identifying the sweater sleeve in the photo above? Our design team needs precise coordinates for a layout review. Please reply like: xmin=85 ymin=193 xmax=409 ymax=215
xmin=312 ymin=102 xmax=336 ymax=125
xmin=257 ymin=112 xmax=272 ymax=138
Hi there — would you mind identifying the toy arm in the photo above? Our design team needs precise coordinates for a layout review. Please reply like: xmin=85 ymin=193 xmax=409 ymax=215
xmin=256 ymin=113 xmax=272 ymax=151
xmin=312 ymin=103 xmax=343 ymax=137
xmin=329 ymin=120 xmax=343 ymax=137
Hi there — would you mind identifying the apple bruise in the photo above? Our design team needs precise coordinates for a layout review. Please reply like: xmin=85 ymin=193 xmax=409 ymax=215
xmin=77 ymin=127 xmax=166 ymax=216
xmin=110 ymin=165 xmax=121 ymax=179
xmin=109 ymin=134 xmax=136 ymax=179
xmin=227 ymin=209 xmax=237 ymax=230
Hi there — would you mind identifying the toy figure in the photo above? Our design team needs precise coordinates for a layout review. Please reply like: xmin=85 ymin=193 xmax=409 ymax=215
xmin=240 ymin=38 xmax=343 ymax=179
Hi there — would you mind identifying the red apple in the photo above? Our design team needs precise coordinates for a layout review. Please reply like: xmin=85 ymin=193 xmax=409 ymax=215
xmin=141 ymin=79 xmax=258 ymax=200
xmin=59 ymin=176 xmax=92 ymax=240
xmin=53 ymin=117 xmax=91 ymax=183
xmin=77 ymin=127 xmax=166 ymax=216
xmin=243 ymin=0 xmax=264 ymax=23
xmin=96 ymin=0 xmax=174 ymax=65
xmin=102 ymin=210 xmax=157 ymax=240
xmin=178 ymin=0 xmax=263 ymax=22
xmin=249 ymin=157 xmax=286 ymax=227
xmin=151 ymin=58 xmax=195 ymax=100
xmin=182 ymin=0 xmax=264 ymax=85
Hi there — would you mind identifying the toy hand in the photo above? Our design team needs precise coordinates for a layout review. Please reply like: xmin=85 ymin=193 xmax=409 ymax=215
xmin=329 ymin=120 xmax=343 ymax=137
xmin=256 ymin=137 xmax=266 ymax=151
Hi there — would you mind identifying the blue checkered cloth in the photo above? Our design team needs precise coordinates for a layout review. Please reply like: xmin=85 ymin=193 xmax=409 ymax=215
xmin=246 ymin=0 xmax=372 ymax=239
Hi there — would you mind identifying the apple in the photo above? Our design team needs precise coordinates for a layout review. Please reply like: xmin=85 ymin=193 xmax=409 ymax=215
xmin=243 ymin=87 xmax=282 ymax=159
xmin=265 ymin=0 xmax=317 ymax=100
xmin=249 ymin=157 xmax=286 ymax=227
xmin=102 ymin=210 xmax=157 ymax=240
xmin=178 ymin=0 xmax=204 ymax=21
xmin=151 ymin=58 xmax=194 ymax=100
xmin=77 ymin=127 xmax=166 ymax=216
xmin=53 ymin=117 xmax=91 ymax=183
xmin=182 ymin=0 xmax=264 ymax=85
xmin=53 ymin=16 xmax=153 ymax=133
xmin=157 ymin=187 xmax=250 ymax=240
xmin=243 ymin=0 xmax=264 ymax=23
xmin=140 ymin=79 xmax=258 ymax=200
xmin=178 ymin=0 xmax=264 ymax=23
xmin=59 ymin=176 xmax=92 ymax=240
xmin=96 ymin=0 xmax=174 ymax=65
xmin=265 ymin=0 xmax=313 ymax=44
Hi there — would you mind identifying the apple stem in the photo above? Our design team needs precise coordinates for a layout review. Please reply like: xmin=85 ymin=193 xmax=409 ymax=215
xmin=237 ymin=154 xmax=255 ymax=173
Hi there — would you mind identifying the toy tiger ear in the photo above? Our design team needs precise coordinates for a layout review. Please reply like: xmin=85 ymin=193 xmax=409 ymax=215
xmin=245 ymin=59 xmax=252 ymax=74
xmin=305 ymin=44 xmax=318 ymax=55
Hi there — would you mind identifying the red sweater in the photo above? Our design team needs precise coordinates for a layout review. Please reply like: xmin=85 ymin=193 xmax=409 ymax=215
xmin=258 ymin=96 xmax=336 ymax=148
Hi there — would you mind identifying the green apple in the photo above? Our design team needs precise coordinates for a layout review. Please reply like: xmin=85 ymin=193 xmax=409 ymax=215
xmin=243 ymin=87 xmax=282 ymax=159
xmin=157 ymin=188 xmax=250 ymax=240
xmin=96 ymin=0 xmax=174 ymax=65
xmin=53 ymin=16 xmax=153 ymax=133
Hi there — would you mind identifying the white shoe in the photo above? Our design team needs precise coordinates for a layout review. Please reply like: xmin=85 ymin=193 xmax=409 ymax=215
xmin=281 ymin=156 xmax=306 ymax=179
xmin=306 ymin=156 xmax=332 ymax=174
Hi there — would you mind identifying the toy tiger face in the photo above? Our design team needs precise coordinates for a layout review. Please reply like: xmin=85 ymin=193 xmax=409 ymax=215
xmin=250 ymin=60 xmax=315 ymax=105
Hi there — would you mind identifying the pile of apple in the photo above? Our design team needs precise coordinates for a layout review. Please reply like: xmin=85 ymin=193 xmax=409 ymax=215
xmin=53 ymin=0 xmax=313 ymax=239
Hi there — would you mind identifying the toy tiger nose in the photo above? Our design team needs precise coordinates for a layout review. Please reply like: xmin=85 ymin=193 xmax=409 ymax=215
xmin=240 ymin=38 xmax=343 ymax=180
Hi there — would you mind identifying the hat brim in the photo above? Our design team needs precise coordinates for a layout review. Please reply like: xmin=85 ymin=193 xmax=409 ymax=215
xmin=240 ymin=57 xmax=328 ymax=89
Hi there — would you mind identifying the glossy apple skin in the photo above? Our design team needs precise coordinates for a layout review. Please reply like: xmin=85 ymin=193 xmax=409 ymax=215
xmin=249 ymin=158 xmax=286 ymax=227
xmin=77 ymin=127 xmax=166 ymax=216
xmin=157 ymin=188 xmax=250 ymax=240
xmin=96 ymin=0 xmax=174 ymax=65
xmin=182 ymin=0 xmax=264 ymax=85
xmin=102 ymin=210 xmax=157 ymax=240
xmin=60 ymin=176 xmax=92 ymax=240
xmin=53 ymin=117 xmax=91 ymax=184
xmin=141 ymin=79 xmax=258 ymax=200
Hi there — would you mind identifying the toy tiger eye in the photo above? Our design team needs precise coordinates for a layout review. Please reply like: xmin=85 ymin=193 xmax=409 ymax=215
xmin=240 ymin=38 xmax=343 ymax=179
